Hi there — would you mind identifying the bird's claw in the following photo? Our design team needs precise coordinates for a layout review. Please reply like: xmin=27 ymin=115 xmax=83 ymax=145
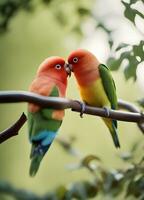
xmin=103 ymin=107 xmax=110 ymax=117
xmin=80 ymin=102 xmax=86 ymax=118
xmin=75 ymin=100 xmax=86 ymax=118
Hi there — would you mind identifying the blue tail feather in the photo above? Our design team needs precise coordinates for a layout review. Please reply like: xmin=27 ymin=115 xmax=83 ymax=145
xmin=29 ymin=130 xmax=57 ymax=177
xmin=111 ymin=121 xmax=120 ymax=148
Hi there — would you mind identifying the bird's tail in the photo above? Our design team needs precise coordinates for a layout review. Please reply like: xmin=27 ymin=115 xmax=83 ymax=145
xmin=29 ymin=131 xmax=57 ymax=177
xmin=103 ymin=118 xmax=120 ymax=148
xmin=29 ymin=143 xmax=51 ymax=177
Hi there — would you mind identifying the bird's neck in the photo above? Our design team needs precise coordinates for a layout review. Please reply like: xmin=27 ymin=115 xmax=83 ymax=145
xmin=37 ymin=73 xmax=67 ymax=86
xmin=74 ymin=68 xmax=100 ymax=87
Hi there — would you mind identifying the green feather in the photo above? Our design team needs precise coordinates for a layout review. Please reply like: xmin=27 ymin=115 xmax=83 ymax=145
xmin=29 ymin=151 xmax=44 ymax=177
xmin=99 ymin=64 xmax=118 ymax=128
xmin=99 ymin=64 xmax=120 ymax=148
xmin=28 ymin=86 xmax=61 ymax=139
xmin=99 ymin=64 xmax=117 ymax=110
xmin=28 ymin=111 xmax=62 ymax=139
xmin=28 ymin=86 xmax=62 ymax=176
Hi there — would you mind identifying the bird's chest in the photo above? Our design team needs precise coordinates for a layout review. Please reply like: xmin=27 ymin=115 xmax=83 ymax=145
xmin=79 ymin=79 xmax=110 ymax=107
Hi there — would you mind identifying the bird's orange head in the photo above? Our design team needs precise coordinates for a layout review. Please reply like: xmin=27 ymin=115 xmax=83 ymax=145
xmin=66 ymin=49 xmax=100 ymax=86
xmin=37 ymin=56 xmax=68 ymax=84
xmin=67 ymin=49 xmax=99 ymax=74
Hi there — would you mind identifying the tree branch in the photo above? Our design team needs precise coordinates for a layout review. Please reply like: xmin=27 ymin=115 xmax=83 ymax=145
xmin=118 ymin=99 xmax=144 ymax=133
xmin=0 ymin=90 xmax=143 ymax=133
xmin=0 ymin=113 xmax=27 ymax=144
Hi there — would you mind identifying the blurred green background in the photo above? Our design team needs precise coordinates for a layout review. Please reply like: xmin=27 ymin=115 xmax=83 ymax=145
xmin=0 ymin=0 xmax=143 ymax=199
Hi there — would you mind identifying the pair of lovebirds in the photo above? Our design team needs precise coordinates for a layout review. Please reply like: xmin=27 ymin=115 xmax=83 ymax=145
xmin=28 ymin=49 xmax=120 ymax=177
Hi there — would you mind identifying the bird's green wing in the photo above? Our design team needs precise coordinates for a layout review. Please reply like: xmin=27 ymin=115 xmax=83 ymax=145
xmin=99 ymin=64 xmax=119 ymax=147
xmin=99 ymin=64 xmax=117 ymax=110
xmin=28 ymin=86 xmax=63 ymax=176
xmin=41 ymin=85 xmax=59 ymax=119
xmin=28 ymin=86 xmax=62 ymax=140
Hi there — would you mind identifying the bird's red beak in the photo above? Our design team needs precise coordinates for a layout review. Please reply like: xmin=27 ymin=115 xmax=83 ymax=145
xmin=64 ymin=63 xmax=73 ymax=77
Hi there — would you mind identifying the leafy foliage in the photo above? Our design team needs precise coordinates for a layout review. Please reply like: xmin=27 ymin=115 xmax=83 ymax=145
xmin=1 ymin=0 xmax=143 ymax=83
xmin=96 ymin=21 xmax=114 ymax=49
xmin=122 ymin=0 xmax=144 ymax=25
xmin=106 ymin=0 xmax=144 ymax=81
xmin=0 ymin=0 xmax=93 ymax=34
xmin=0 ymin=139 xmax=144 ymax=199
xmin=107 ymin=40 xmax=144 ymax=80
xmin=0 ymin=0 xmax=33 ymax=32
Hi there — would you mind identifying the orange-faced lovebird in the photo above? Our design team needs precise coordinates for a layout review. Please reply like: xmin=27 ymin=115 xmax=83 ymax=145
xmin=28 ymin=57 xmax=68 ymax=176
xmin=66 ymin=49 xmax=120 ymax=148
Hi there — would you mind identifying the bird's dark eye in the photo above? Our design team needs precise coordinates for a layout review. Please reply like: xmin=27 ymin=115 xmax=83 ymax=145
xmin=55 ymin=64 xmax=62 ymax=70
xmin=73 ymin=57 xmax=79 ymax=63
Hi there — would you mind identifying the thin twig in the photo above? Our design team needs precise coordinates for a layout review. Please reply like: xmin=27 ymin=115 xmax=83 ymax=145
xmin=118 ymin=99 xmax=140 ymax=113
xmin=0 ymin=113 xmax=27 ymax=144
xmin=0 ymin=91 xmax=143 ymax=132
xmin=118 ymin=99 xmax=144 ymax=133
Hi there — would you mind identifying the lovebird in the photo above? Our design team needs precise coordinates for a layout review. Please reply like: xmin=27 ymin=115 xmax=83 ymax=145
xmin=66 ymin=49 xmax=120 ymax=148
xmin=28 ymin=56 xmax=68 ymax=176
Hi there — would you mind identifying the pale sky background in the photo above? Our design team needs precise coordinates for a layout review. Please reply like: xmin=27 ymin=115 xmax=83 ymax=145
xmin=80 ymin=0 xmax=144 ymax=92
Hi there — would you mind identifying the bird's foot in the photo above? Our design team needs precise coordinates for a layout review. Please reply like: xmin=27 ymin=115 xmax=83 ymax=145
xmin=75 ymin=100 xmax=86 ymax=118
xmin=103 ymin=107 xmax=110 ymax=117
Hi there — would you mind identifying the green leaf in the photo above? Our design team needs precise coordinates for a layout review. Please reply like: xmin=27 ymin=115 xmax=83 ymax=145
xmin=107 ymin=57 xmax=122 ymax=71
xmin=82 ymin=155 xmax=101 ymax=165
xmin=96 ymin=22 xmax=112 ymax=35
xmin=122 ymin=0 xmax=144 ymax=25
xmin=126 ymin=175 xmax=144 ymax=198
xmin=115 ymin=43 xmax=129 ymax=51
xmin=55 ymin=185 xmax=67 ymax=199
xmin=77 ymin=7 xmax=91 ymax=16
xmin=133 ymin=41 xmax=144 ymax=61
xmin=130 ymin=0 xmax=140 ymax=3
xmin=123 ymin=53 xmax=139 ymax=80
xmin=56 ymin=135 xmax=80 ymax=156
xmin=83 ymin=181 xmax=99 ymax=198
xmin=81 ymin=155 xmax=101 ymax=172
xmin=108 ymin=40 xmax=143 ymax=80
xmin=67 ymin=154 xmax=102 ymax=172
xmin=122 ymin=1 xmax=136 ymax=23
xmin=107 ymin=51 xmax=130 ymax=71
xmin=108 ymin=39 xmax=114 ymax=49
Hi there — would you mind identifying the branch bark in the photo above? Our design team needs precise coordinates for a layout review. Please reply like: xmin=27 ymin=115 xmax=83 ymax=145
xmin=118 ymin=99 xmax=144 ymax=133
xmin=0 ymin=113 xmax=27 ymax=144
xmin=0 ymin=90 xmax=143 ymax=135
